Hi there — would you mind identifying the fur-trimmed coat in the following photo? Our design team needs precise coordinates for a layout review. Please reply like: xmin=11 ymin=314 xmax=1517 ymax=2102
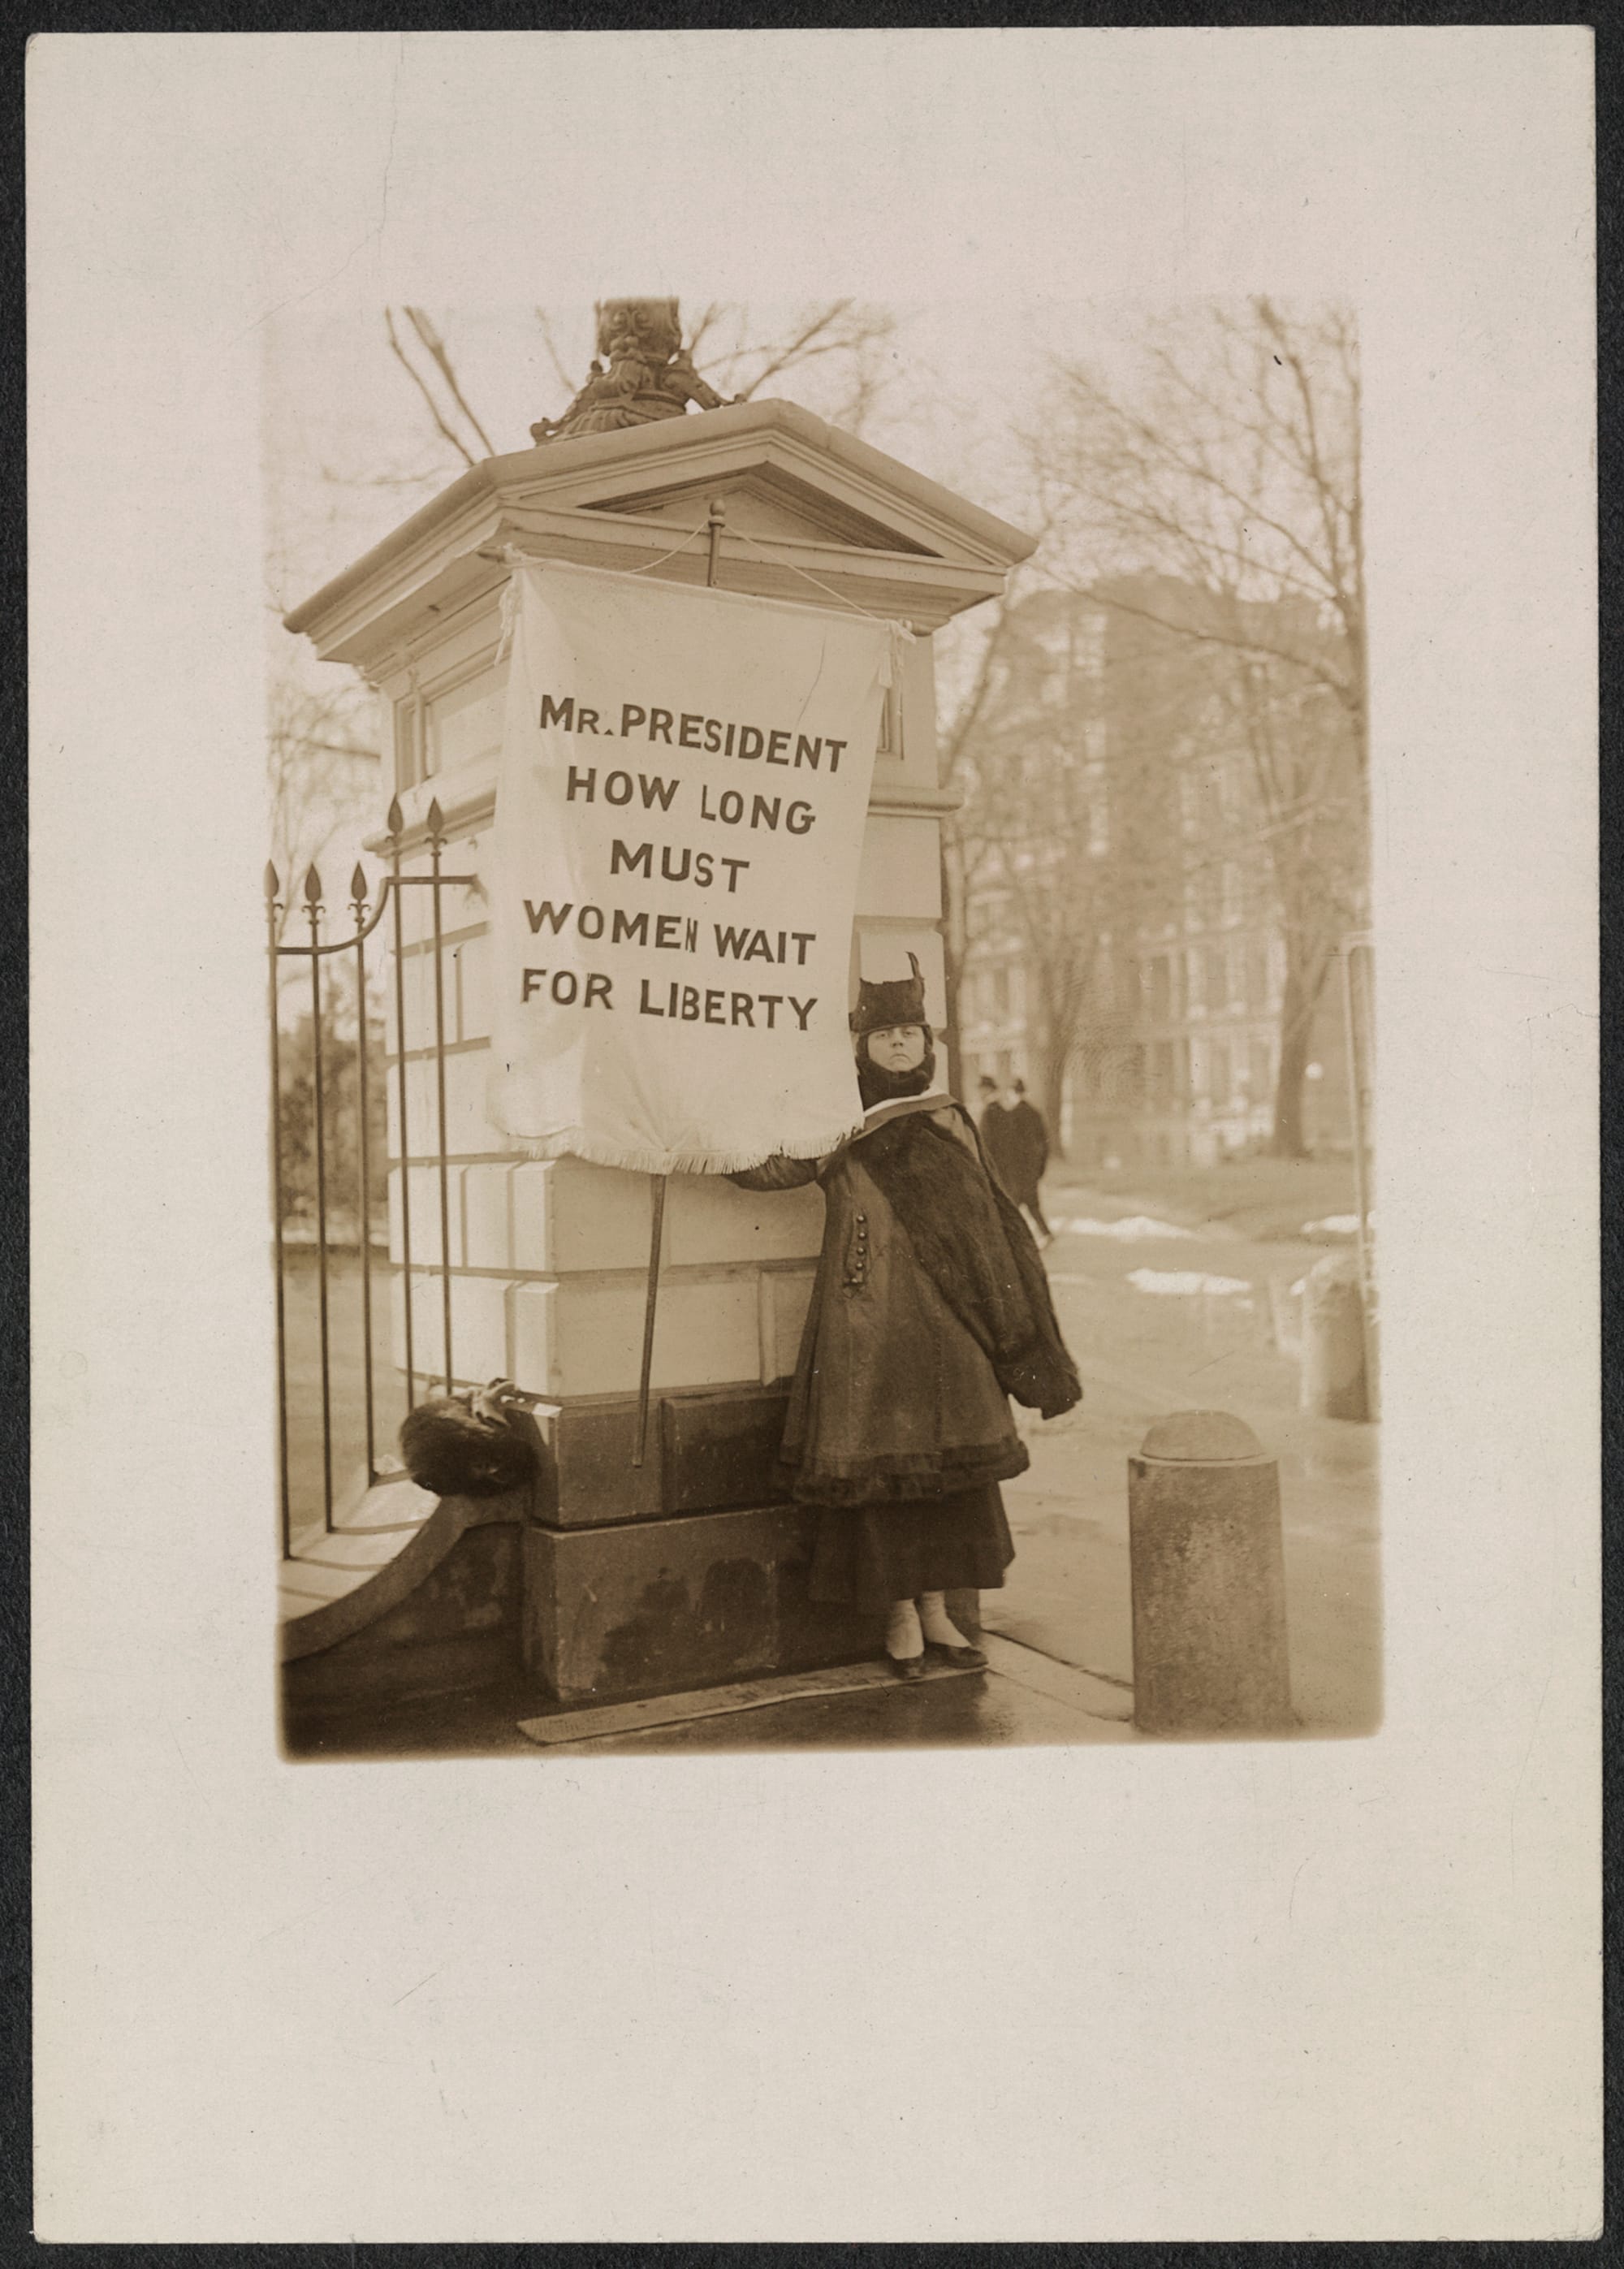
xmin=732 ymin=1093 xmax=1082 ymax=1506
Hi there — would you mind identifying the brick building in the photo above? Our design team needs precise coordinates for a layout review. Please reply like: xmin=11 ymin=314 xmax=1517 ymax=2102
xmin=957 ymin=582 xmax=1354 ymax=1168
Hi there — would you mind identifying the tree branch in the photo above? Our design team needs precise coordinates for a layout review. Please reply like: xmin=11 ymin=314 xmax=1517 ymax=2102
xmin=383 ymin=309 xmax=477 ymax=470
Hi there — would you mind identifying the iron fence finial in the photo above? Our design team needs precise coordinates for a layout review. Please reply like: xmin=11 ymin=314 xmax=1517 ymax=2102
xmin=304 ymin=864 xmax=324 ymax=910
xmin=387 ymin=794 xmax=404 ymax=841
xmin=350 ymin=862 xmax=369 ymax=911
xmin=264 ymin=861 xmax=280 ymax=903
xmin=426 ymin=797 xmax=445 ymax=844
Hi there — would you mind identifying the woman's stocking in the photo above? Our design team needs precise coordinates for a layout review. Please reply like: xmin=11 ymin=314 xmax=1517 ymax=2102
xmin=885 ymin=1597 xmax=924 ymax=1662
xmin=918 ymin=1591 xmax=971 ymax=1649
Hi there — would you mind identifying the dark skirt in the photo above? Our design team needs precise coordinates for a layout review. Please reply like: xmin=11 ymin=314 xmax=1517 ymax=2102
xmin=807 ymin=1481 xmax=1014 ymax=1612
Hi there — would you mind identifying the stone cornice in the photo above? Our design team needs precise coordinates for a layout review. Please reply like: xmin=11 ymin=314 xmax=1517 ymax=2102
xmin=287 ymin=398 xmax=1035 ymax=669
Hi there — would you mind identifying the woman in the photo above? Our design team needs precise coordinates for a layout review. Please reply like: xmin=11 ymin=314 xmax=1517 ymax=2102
xmin=732 ymin=956 xmax=1082 ymax=1678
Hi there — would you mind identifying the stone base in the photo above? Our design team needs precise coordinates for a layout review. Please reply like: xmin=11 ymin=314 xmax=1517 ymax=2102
xmin=281 ymin=1521 xmax=523 ymax=1718
xmin=525 ymin=1381 xmax=793 ymax=1527
xmin=524 ymin=1503 xmax=882 ymax=1704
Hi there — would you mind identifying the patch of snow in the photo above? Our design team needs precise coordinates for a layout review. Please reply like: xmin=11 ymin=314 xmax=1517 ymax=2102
xmin=1125 ymin=1268 xmax=1253 ymax=1298
xmin=1302 ymin=1213 xmax=1363 ymax=1237
xmin=1053 ymin=1214 xmax=1196 ymax=1241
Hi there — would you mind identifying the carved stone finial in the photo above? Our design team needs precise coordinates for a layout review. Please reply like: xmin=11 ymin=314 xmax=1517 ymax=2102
xmin=530 ymin=297 xmax=740 ymax=446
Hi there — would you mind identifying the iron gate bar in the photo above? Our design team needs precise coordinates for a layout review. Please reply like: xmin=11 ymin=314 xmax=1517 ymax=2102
xmin=266 ymin=866 xmax=292 ymax=1558
xmin=351 ymin=865 xmax=376 ymax=1483
xmin=387 ymin=800 xmax=416 ymax=1409
xmin=304 ymin=866 xmax=335 ymax=1533
xmin=427 ymin=798 xmax=455 ymax=1394
xmin=267 ymin=815 xmax=478 ymax=1555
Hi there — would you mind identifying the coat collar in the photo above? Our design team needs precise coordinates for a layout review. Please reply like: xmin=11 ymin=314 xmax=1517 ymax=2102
xmin=854 ymin=1090 xmax=960 ymax=1139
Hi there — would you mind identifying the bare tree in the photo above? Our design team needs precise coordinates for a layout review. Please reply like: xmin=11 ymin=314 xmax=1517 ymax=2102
xmin=935 ymin=592 xmax=1020 ymax=1090
xmin=1034 ymin=299 xmax=1367 ymax=1156
xmin=266 ymin=666 xmax=381 ymax=942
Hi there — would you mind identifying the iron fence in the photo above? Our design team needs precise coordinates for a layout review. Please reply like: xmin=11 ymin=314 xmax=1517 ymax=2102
xmin=266 ymin=795 xmax=476 ymax=1558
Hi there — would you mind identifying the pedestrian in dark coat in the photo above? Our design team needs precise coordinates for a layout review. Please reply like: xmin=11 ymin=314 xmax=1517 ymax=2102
xmin=732 ymin=957 xmax=1082 ymax=1677
xmin=980 ymin=1077 xmax=1053 ymax=1244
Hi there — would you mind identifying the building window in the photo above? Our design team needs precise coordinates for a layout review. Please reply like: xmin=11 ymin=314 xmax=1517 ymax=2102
xmin=1250 ymin=1036 xmax=1273 ymax=1099
xmin=991 ymin=964 xmax=1012 ymax=1017
xmin=1244 ymin=941 xmax=1269 ymax=1010
xmin=1208 ymin=1040 xmax=1232 ymax=1104
xmin=1147 ymin=956 xmax=1172 ymax=1023
xmin=1204 ymin=948 xmax=1229 ymax=1013
xmin=1149 ymin=1041 xmax=1175 ymax=1107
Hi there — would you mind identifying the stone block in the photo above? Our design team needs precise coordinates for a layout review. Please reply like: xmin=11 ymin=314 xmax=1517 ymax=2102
xmin=663 ymin=1173 xmax=824 ymax=1266
xmin=524 ymin=1503 xmax=879 ymax=1703
xmin=387 ymin=1044 xmax=499 ymax=1162
xmin=659 ymin=1386 xmax=792 ymax=1515
xmin=857 ymin=815 xmax=943 ymax=920
xmin=382 ymin=949 xmax=437 ymax=1060
xmin=526 ymin=1385 xmax=792 ymax=1528
xmin=511 ymin=1156 xmax=654 ymax=1274
xmin=452 ymin=927 xmax=493 ymax=1043
xmin=510 ymin=1273 xmax=759 ymax=1399
xmin=461 ymin=1163 xmax=513 ymax=1270
xmin=388 ymin=1164 xmax=463 ymax=1268
xmin=392 ymin=1268 xmax=512 ymax=1389
xmin=397 ymin=866 xmax=486 ymax=949
xmin=759 ymin=1265 xmax=817 ymax=1382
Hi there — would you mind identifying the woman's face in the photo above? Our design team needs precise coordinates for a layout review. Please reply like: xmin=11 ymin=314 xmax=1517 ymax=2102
xmin=866 ymin=1023 xmax=926 ymax=1074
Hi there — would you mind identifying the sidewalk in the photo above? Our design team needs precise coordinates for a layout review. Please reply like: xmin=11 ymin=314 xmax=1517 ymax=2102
xmin=287 ymin=1631 xmax=1136 ymax=1760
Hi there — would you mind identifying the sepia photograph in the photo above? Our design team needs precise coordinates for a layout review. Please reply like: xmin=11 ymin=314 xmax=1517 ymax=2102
xmin=266 ymin=292 xmax=1379 ymax=1758
xmin=30 ymin=27 xmax=1595 ymax=2244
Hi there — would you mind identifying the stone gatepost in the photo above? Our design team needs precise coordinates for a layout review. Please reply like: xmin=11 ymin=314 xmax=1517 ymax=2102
xmin=286 ymin=384 xmax=1034 ymax=1704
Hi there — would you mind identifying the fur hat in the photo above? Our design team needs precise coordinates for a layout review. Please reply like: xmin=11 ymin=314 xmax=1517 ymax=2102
xmin=978 ymin=1074 xmax=997 ymax=1094
xmin=850 ymin=951 xmax=927 ymax=1038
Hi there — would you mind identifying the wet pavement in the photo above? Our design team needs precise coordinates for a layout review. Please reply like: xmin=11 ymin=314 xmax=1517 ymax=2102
xmin=284 ymin=1636 xmax=1133 ymax=1760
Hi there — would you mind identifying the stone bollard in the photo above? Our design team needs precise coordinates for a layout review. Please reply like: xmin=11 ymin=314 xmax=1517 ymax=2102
xmin=1300 ymin=1251 xmax=1369 ymax=1420
xmin=1128 ymin=1411 xmax=1293 ymax=1735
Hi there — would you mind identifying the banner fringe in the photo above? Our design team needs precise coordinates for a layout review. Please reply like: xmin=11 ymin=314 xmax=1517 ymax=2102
xmin=508 ymin=1122 xmax=865 ymax=1177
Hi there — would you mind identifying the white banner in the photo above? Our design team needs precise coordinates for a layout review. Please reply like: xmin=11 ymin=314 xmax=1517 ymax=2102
xmin=486 ymin=560 xmax=904 ymax=1173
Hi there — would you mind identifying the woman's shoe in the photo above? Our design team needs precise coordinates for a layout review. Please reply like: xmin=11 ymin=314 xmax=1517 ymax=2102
xmin=923 ymin=1640 xmax=988 ymax=1669
xmin=887 ymin=1651 xmax=927 ymax=1681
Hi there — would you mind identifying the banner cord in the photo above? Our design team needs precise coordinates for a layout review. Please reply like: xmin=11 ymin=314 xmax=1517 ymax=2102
xmin=723 ymin=520 xmax=917 ymax=634
xmin=622 ymin=524 xmax=712 ymax=575
xmin=497 ymin=528 xmax=915 ymax=642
